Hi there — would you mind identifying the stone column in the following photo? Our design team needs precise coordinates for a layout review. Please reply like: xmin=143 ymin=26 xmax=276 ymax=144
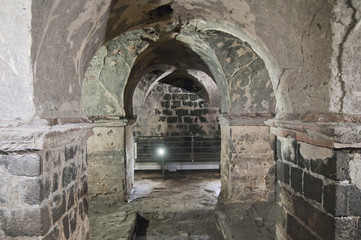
xmin=267 ymin=114 xmax=361 ymax=240
xmin=219 ymin=114 xmax=276 ymax=202
xmin=87 ymin=118 xmax=135 ymax=203
xmin=0 ymin=121 xmax=92 ymax=239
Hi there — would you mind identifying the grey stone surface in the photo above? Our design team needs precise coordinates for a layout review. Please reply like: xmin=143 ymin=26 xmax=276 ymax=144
xmin=323 ymin=183 xmax=349 ymax=216
xmin=303 ymin=172 xmax=323 ymax=203
xmin=19 ymin=178 xmax=41 ymax=205
xmin=62 ymin=163 xmax=78 ymax=187
xmin=2 ymin=207 xmax=44 ymax=237
xmin=0 ymin=154 xmax=41 ymax=177
xmin=0 ymin=0 xmax=35 ymax=121
xmin=277 ymin=161 xmax=290 ymax=185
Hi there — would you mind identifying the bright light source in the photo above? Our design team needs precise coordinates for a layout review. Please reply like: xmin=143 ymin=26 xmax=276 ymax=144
xmin=157 ymin=147 xmax=165 ymax=156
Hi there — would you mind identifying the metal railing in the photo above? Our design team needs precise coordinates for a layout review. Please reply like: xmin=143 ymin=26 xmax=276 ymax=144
xmin=134 ymin=135 xmax=221 ymax=164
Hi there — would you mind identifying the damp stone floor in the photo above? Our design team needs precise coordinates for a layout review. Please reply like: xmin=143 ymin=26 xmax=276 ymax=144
xmin=89 ymin=170 xmax=277 ymax=240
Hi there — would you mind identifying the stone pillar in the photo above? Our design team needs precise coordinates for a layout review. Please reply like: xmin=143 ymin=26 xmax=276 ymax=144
xmin=267 ymin=114 xmax=361 ymax=240
xmin=0 ymin=121 xmax=92 ymax=239
xmin=219 ymin=114 xmax=276 ymax=202
xmin=87 ymin=118 xmax=135 ymax=203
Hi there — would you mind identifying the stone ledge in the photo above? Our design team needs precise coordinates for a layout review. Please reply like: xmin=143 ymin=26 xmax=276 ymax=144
xmin=219 ymin=113 xmax=275 ymax=126
xmin=266 ymin=118 xmax=361 ymax=149
xmin=89 ymin=116 xmax=136 ymax=127
xmin=0 ymin=123 xmax=93 ymax=152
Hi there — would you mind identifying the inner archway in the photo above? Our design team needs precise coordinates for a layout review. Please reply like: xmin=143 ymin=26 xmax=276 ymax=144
xmin=82 ymin=25 xmax=277 ymax=239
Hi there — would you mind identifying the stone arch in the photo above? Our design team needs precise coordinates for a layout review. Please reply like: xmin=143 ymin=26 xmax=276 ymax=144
xmin=82 ymin=22 xmax=276 ymax=203
xmin=82 ymin=23 xmax=276 ymax=119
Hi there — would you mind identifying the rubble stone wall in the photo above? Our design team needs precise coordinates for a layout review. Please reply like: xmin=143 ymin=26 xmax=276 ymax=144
xmin=134 ymin=83 xmax=220 ymax=137
xmin=0 ymin=125 xmax=90 ymax=240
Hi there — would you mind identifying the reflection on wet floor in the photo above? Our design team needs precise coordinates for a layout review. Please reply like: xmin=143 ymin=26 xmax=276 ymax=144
xmin=89 ymin=170 xmax=276 ymax=240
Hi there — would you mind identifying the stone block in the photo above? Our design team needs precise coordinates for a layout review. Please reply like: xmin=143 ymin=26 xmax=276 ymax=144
xmin=0 ymin=175 xmax=8 ymax=204
xmin=183 ymin=117 xmax=193 ymax=123
xmin=182 ymin=101 xmax=193 ymax=107
xmin=70 ymin=210 xmax=77 ymax=233
xmin=286 ymin=213 xmax=319 ymax=240
xmin=53 ymin=152 xmax=61 ymax=168
xmin=163 ymin=109 xmax=172 ymax=115
xmin=65 ymin=146 xmax=77 ymax=161
xmin=276 ymin=139 xmax=282 ymax=160
xmin=63 ymin=215 xmax=70 ymax=239
xmin=53 ymin=172 xmax=59 ymax=192
xmin=42 ymin=176 xmax=51 ymax=200
xmin=290 ymin=167 xmax=303 ymax=194
xmin=189 ymin=124 xmax=203 ymax=133
xmin=79 ymin=201 xmax=85 ymax=220
xmin=189 ymin=94 xmax=200 ymax=101
xmin=172 ymin=94 xmax=183 ymax=100
xmin=3 ymin=207 xmax=47 ymax=237
xmin=295 ymin=143 xmax=310 ymax=170
xmin=190 ymin=109 xmax=203 ymax=116
xmin=81 ymin=178 xmax=88 ymax=198
xmin=292 ymin=194 xmax=334 ymax=240
xmin=163 ymin=94 xmax=171 ymax=100
xmin=161 ymin=101 xmax=170 ymax=109
xmin=171 ymin=101 xmax=181 ymax=108
xmin=304 ymin=172 xmax=322 ymax=203
xmin=349 ymin=186 xmax=361 ymax=216
xmin=43 ymin=225 xmax=60 ymax=240
xmin=199 ymin=101 xmax=207 ymax=108
xmin=158 ymin=116 xmax=166 ymax=122
xmin=0 ymin=154 xmax=41 ymax=177
xmin=62 ymin=163 xmax=77 ymax=188
xmin=67 ymin=185 xmax=75 ymax=211
xmin=335 ymin=217 xmax=357 ymax=239
xmin=199 ymin=116 xmax=208 ymax=123
xmin=19 ymin=178 xmax=41 ymax=205
xmin=41 ymin=205 xmax=51 ymax=234
xmin=310 ymin=151 xmax=349 ymax=181
xmin=52 ymin=193 xmax=66 ymax=223
xmin=323 ymin=183 xmax=349 ymax=216
xmin=175 ymin=109 xmax=188 ymax=116
xmin=87 ymin=151 xmax=125 ymax=202
xmin=276 ymin=161 xmax=289 ymax=184
xmin=167 ymin=117 xmax=177 ymax=123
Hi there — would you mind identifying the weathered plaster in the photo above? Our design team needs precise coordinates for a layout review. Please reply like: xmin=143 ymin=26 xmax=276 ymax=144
xmin=199 ymin=30 xmax=275 ymax=114
xmin=338 ymin=0 xmax=361 ymax=114
xmin=32 ymin=0 xmax=111 ymax=119
xmin=0 ymin=0 xmax=35 ymax=121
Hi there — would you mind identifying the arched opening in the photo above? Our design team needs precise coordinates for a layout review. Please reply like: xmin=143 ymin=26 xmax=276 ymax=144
xmin=82 ymin=25 xmax=277 ymax=238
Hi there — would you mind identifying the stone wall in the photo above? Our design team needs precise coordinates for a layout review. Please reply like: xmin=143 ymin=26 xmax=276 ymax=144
xmin=0 ymin=124 xmax=91 ymax=239
xmin=220 ymin=122 xmax=275 ymax=203
xmin=134 ymin=83 xmax=220 ymax=137
xmin=275 ymin=137 xmax=361 ymax=239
